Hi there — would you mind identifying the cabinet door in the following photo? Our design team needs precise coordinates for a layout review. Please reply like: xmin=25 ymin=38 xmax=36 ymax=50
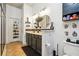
xmin=31 ymin=34 xmax=36 ymax=50
xmin=36 ymin=35 xmax=42 ymax=54
xmin=28 ymin=33 xmax=32 ymax=46
xmin=26 ymin=33 xmax=29 ymax=45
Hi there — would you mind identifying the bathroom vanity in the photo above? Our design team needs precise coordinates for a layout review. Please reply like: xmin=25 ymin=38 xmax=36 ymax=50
xmin=26 ymin=32 xmax=42 ymax=55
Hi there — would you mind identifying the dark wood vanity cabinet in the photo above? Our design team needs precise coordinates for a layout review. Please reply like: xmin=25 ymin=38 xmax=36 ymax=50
xmin=26 ymin=33 xmax=42 ymax=55
xmin=31 ymin=34 xmax=37 ymax=50
xmin=26 ymin=33 xmax=29 ymax=45
xmin=28 ymin=34 xmax=32 ymax=46
xmin=36 ymin=35 xmax=42 ymax=54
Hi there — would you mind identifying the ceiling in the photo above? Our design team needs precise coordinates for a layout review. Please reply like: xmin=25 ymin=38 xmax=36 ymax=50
xmin=25 ymin=3 xmax=36 ymax=6
xmin=7 ymin=3 xmax=23 ymax=9
xmin=7 ymin=3 xmax=36 ymax=9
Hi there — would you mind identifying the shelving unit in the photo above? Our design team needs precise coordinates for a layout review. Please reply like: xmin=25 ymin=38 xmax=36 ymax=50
xmin=13 ymin=21 xmax=19 ymax=38
xmin=63 ymin=3 xmax=79 ymax=44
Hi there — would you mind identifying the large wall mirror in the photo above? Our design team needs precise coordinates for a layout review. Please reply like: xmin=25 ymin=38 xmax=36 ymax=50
xmin=34 ymin=15 xmax=50 ymax=29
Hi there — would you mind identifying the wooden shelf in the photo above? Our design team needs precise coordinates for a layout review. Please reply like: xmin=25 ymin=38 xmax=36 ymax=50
xmin=63 ymin=19 xmax=79 ymax=22
xmin=63 ymin=12 xmax=79 ymax=21
xmin=13 ymin=23 xmax=19 ymax=39
xmin=63 ymin=12 xmax=79 ymax=16
xmin=26 ymin=28 xmax=54 ymax=31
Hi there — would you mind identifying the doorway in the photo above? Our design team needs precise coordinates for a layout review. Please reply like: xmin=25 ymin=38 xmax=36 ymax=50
xmin=0 ymin=3 xmax=6 ymax=56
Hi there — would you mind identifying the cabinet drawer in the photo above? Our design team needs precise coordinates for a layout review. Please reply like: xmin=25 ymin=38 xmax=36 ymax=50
xmin=36 ymin=35 xmax=42 ymax=54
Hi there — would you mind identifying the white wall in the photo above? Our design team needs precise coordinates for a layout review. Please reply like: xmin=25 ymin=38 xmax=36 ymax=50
xmin=0 ymin=17 xmax=1 ymax=44
xmin=22 ymin=4 xmax=33 ymax=45
xmin=23 ymin=3 xmax=65 ymax=56
xmin=0 ymin=7 xmax=1 ymax=44
xmin=50 ymin=4 xmax=65 ymax=56
xmin=6 ymin=4 xmax=22 ymax=44
xmin=32 ymin=3 xmax=65 ymax=56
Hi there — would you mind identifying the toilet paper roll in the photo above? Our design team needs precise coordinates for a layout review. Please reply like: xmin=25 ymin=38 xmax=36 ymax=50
xmin=45 ymin=43 xmax=51 ymax=47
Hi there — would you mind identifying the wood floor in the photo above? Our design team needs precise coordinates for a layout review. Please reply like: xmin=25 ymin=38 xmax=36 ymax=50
xmin=2 ymin=41 xmax=26 ymax=56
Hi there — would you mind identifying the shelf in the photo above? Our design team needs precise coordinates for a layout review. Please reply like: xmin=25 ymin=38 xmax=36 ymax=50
xmin=13 ymin=23 xmax=19 ymax=39
xmin=26 ymin=28 xmax=54 ymax=31
xmin=63 ymin=12 xmax=79 ymax=16
xmin=63 ymin=19 xmax=79 ymax=22
xmin=63 ymin=11 xmax=79 ymax=21
xmin=13 ymin=34 xmax=19 ymax=35
xmin=13 ymin=30 xmax=19 ymax=32
xmin=64 ymin=41 xmax=79 ymax=47
xmin=13 ymin=37 xmax=19 ymax=38
xmin=13 ymin=35 xmax=19 ymax=36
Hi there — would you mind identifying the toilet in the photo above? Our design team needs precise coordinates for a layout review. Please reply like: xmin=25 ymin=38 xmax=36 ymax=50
xmin=63 ymin=41 xmax=79 ymax=56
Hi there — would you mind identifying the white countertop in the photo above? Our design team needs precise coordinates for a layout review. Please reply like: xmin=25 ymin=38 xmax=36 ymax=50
xmin=26 ymin=31 xmax=42 ymax=35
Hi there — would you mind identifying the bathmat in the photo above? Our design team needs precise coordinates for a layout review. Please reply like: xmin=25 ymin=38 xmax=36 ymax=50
xmin=22 ymin=46 xmax=41 ymax=56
